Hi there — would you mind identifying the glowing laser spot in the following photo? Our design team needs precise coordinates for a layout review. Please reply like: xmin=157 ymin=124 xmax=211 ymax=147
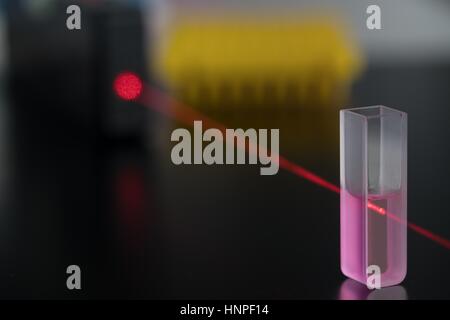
xmin=133 ymin=84 xmax=450 ymax=251
xmin=368 ymin=202 xmax=386 ymax=215
xmin=114 ymin=71 xmax=143 ymax=101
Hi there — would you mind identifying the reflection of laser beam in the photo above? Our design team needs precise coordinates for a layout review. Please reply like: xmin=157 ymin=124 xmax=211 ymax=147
xmin=115 ymin=73 xmax=450 ymax=250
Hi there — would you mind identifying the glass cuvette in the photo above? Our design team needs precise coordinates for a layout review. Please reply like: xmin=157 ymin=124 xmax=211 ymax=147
xmin=340 ymin=105 xmax=407 ymax=287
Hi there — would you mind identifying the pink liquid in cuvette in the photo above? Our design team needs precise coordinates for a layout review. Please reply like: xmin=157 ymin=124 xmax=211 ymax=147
xmin=341 ymin=189 xmax=406 ymax=287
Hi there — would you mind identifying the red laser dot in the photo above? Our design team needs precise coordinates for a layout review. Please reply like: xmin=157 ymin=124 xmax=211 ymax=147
xmin=113 ymin=72 xmax=143 ymax=101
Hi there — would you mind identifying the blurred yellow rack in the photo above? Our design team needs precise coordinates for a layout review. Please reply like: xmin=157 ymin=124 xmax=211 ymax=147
xmin=159 ymin=15 xmax=363 ymax=108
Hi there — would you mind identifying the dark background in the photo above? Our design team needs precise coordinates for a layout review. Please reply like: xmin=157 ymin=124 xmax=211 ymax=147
xmin=0 ymin=0 xmax=449 ymax=299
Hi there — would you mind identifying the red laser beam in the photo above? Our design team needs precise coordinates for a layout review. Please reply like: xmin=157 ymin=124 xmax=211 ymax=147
xmin=407 ymin=222 xmax=450 ymax=250
xmin=278 ymin=157 xmax=341 ymax=194
xmin=367 ymin=202 xmax=386 ymax=216
xmin=131 ymin=79 xmax=450 ymax=250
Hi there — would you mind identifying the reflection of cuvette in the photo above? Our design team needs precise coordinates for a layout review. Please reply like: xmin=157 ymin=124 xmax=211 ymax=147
xmin=340 ymin=106 xmax=407 ymax=288
xmin=338 ymin=279 xmax=408 ymax=300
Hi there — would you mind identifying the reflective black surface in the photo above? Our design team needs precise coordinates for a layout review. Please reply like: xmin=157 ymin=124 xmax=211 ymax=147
xmin=0 ymin=0 xmax=450 ymax=300
xmin=0 ymin=63 xmax=449 ymax=299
